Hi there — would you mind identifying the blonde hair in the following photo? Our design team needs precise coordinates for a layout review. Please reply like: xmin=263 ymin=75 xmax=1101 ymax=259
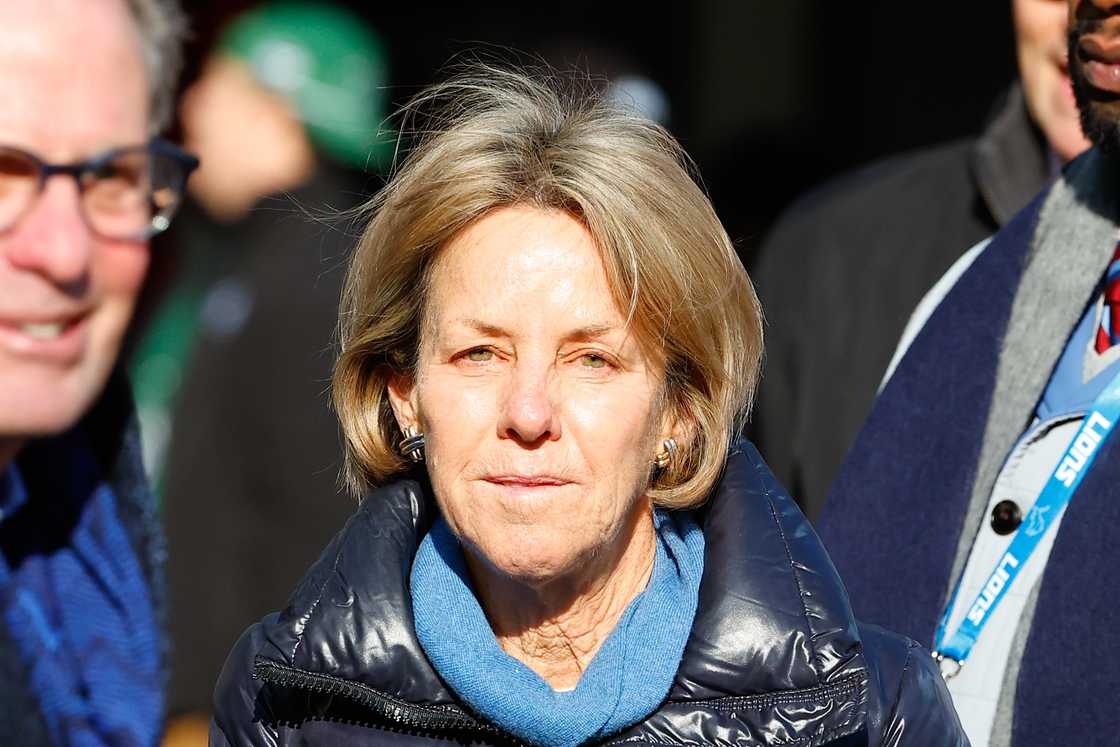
xmin=334 ymin=64 xmax=762 ymax=508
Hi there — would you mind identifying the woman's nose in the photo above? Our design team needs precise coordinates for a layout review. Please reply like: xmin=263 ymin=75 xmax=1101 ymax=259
xmin=497 ymin=360 xmax=561 ymax=445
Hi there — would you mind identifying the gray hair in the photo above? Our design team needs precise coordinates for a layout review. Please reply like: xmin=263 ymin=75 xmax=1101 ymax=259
xmin=126 ymin=0 xmax=189 ymax=131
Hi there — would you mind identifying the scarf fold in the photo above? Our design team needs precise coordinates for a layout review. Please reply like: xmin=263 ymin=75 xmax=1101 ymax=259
xmin=0 ymin=437 xmax=162 ymax=747
xmin=411 ymin=510 xmax=704 ymax=747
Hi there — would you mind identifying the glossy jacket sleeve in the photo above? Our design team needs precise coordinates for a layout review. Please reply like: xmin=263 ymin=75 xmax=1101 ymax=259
xmin=210 ymin=621 xmax=281 ymax=747
xmin=861 ymin=624 xmax=970 ymax=747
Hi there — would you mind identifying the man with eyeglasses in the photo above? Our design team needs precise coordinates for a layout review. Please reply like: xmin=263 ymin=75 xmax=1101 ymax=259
xmin=0 ymin=1 xmax=192 ymax=744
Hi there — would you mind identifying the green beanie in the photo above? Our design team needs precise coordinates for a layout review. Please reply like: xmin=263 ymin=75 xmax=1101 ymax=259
xmin=218 ymin=2 xmax=393 ymax=169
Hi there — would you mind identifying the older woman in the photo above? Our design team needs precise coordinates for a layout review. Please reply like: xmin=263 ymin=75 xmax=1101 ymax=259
xmin=212 ymin=67 xmax=966 ymax=746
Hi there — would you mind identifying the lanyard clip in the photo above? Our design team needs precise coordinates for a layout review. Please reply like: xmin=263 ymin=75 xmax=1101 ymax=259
xmin=932 ymin=651 xmax=963 ymax=680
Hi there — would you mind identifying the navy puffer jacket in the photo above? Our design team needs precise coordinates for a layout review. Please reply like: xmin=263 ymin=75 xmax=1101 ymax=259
xmin=211 ymin=443 xmax=967 ymax=746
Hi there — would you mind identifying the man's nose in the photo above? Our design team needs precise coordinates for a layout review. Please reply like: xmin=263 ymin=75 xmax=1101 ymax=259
xmin=3 ymin=177 xmax=94 ymax=290
xmin=497 ymin=359 xmax=562 ymax=445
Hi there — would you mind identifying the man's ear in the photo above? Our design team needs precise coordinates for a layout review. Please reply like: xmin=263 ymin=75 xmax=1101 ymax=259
xmin=386 ymin=371 xmax=420 ymax=432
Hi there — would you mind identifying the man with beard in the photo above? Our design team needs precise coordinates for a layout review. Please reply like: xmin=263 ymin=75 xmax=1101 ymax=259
xmin=818 ymin=1 xmax=1120 ymax=744
xmin=752 ymin=0 xmax=1090 ymax=519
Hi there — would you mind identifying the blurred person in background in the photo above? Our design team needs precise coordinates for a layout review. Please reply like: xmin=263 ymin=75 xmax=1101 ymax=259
xmin=129 ymin=1 xmax=390 ymax=485
xmin=821 ymin=0 xmax=1120 ymax=743
xmin=136 ymin=4 xmax=393 ymax=742
xmin=751 ymin=0 xmax=1090 ymax=519
xmin=0 ymin=0 xmax=193 ymax=744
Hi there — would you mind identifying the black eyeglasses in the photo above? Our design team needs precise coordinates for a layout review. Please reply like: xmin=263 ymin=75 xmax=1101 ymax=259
xmin=0 ymin=137 xmax=199 ymax=241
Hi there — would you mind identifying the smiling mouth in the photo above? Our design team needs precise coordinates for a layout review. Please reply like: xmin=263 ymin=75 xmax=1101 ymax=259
xmin=0 ymin=315 xmax=84 ymax=338
xmin=0 ymin=313 xmax=89 ymax=361
xmin=19 ymin=322 xmax=68 ymax=339
xmin=1077 ymin=32 xmax=1120 ymax=96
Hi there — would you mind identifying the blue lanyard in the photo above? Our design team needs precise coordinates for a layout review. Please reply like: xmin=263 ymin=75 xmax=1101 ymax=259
xmin=932 ymin=366 xmax=1120 ymax=679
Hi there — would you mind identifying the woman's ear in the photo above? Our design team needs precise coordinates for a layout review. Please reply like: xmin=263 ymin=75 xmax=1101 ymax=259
xmin=386 ymin=371 xmax=420 ymax=432
xmin=657 ymin=394 xmax=695 ymax=451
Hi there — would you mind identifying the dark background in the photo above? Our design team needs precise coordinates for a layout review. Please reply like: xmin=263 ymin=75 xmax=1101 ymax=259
xmin=181 ymin=0 xmax=1017 ymax=260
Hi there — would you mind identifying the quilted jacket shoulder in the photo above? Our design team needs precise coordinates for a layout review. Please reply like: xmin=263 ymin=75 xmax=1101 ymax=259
xmin=211 ymin=443 xmax=966 ymax=746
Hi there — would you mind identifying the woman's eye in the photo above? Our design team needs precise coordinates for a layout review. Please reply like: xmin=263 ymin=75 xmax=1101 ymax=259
xmin=466 ymin=348 xmax=494 ymax=362
xmin=580 ymin=354 xmax=608 ymax=369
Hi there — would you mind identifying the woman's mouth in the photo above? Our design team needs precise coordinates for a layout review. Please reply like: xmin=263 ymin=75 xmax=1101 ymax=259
xmin=481 ymin=474 xmax=576 ymax=506
xmin=483 ymin=474 xmax=572 ymax=488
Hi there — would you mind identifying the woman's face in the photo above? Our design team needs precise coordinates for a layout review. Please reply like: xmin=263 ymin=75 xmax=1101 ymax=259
xmin=391 ymin=205 xmax=671 ymax=588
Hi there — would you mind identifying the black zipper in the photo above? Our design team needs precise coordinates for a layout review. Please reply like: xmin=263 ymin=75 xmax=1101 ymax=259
xmin=253 ymin=656 xmax=523 ymax=743
xmin=691 ymin=671 xmax=866 ymax=716
xmin=256 ymin=656 xmax=865 ymax=745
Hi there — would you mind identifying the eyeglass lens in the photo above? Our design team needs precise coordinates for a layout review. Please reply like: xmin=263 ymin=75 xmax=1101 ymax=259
xmin=0 ymin=145 xmax=189 ymax=240
xmin=0 ymin=149 xmax=40 ymax=233
xmin=82 ymin=149 xmax=153 ymax=239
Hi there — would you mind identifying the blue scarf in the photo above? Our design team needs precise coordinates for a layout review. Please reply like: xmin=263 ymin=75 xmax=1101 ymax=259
xmin=0 ymin=439 xmax=162 ymax=747
xmin=411 ymin=510 xmax=704 ymax=747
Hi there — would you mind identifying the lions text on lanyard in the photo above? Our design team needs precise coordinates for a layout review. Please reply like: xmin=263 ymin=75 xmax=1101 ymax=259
xmin=963 ymin=410 xmax=1110 ymax=629
xmin=1055 ymin=411 xmax=1111 ymax=487
xmin=965 ymin=553 xmax=1019 ymax=626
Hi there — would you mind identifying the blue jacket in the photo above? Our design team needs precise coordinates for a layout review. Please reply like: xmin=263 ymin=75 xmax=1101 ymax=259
xmin=212 ymin=443 xmax=966 ymax=746
xmin=0 ymin=371 xmax=166 ymax=745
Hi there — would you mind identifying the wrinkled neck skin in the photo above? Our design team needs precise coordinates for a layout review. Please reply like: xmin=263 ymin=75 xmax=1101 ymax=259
xmin=0 ymin=439 xmax=21 ymax=475
xmin=465 ymin=499 xmax=658 ymax=691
